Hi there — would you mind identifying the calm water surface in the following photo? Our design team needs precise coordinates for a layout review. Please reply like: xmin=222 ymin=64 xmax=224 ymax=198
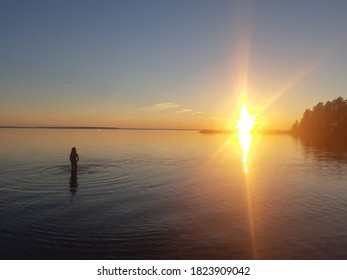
xmin=0 ymin=128 xmax=347 ymax=259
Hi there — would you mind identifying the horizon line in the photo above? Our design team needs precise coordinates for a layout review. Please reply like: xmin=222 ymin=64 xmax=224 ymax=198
xmin=0 ymin=125 xmax=200 ymax=131
xmin=0 ymin=125 xmax=291 ymax=133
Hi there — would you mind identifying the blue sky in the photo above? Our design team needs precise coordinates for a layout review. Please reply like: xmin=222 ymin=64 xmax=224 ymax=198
xmin=1 ymin=0 xmax=347 ymax=128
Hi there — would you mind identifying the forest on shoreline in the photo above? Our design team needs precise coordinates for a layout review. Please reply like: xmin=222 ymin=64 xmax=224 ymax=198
xmin=291 ymin=97 xmax=347 ymax=139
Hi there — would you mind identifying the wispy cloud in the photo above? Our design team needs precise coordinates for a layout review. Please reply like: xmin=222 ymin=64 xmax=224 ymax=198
xmin=190 ymin=111 xmax=203 ymax=116
xmin=174 ymin=109 xmax=204 ymax=116
xmin=142 ymin=103 xmax=204 ymax=118
xmin=174 ymin=109 xmax=193 ymax=114
xmin=142 ymin=102 xmax=180 ymax=111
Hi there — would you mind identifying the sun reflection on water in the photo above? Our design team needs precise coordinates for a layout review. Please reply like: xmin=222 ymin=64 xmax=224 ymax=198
xmin=234 ymin=100 xmax=258 ymax=259
xmin=236 ymin=102 xmax=256 ymax=173
xmin=238 ymin=131 xmax=253 ymax=173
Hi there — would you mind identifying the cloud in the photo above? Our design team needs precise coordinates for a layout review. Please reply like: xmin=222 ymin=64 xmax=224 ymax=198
xmin=142 ymin=102 xmax=180 ymax=111
xmin=174 ymin=109 xmax=193 ymax=114
xmin=190 ymin=111 xmax=203 ymax=116
xmin=141 ymin=103 xmax=204 ymax=118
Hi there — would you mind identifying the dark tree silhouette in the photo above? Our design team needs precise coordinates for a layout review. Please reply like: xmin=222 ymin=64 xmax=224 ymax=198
xmin=292 ymin=97 xmax=347 ymax=139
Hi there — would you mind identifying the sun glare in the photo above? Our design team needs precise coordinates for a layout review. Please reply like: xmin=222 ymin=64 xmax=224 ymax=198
xmin=236 ymin=102 xmax=256 ymax=135
xmin=236 ymin=101 xmax=257 ymax=173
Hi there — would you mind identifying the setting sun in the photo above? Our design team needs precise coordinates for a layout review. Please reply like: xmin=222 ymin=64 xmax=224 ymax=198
xmin=235 ymin=101 xmax=257 ymax=173
xmin=236 ymin=102 xmax=257 ymax=135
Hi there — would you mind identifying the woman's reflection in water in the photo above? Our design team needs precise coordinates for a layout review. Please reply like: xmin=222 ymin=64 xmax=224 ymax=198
xmin=69 ymin=175 xmax=78 ymax=195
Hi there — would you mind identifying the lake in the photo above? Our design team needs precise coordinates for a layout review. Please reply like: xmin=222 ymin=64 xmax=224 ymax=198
xmin=0 ymin=128 xmax=347 ymax=259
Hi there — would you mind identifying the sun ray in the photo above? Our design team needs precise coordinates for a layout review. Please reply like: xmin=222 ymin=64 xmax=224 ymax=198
xmin=260 ymin=48 xmax=339 ymax=113
xmin=235 ymin=100 xmax=257 ymax=173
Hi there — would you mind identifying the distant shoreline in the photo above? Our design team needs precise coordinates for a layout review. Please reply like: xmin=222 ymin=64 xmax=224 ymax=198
xmin=199 ymin=129 xmax=292 ymax=135
xmin=0 ymin=126 xmax=199 ymax=131
xmin=0 ymin=126 xmax=120 ymax=130
xmin=0 ymin=126 xmax=292 ymax=134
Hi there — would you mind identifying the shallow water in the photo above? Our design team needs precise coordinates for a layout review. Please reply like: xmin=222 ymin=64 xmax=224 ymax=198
xmin=1 ymin=128 xmax=347 ymax=259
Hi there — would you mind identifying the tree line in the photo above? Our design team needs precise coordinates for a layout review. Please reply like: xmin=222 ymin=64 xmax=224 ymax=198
xmin=291 ymin=97 xmax=347 ymax=138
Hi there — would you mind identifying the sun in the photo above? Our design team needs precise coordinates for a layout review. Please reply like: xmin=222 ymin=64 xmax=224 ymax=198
xmin=235 ymin=101 xmax=257 ymax=173
xmin=236 ymin=102 xmax=257 ymax=135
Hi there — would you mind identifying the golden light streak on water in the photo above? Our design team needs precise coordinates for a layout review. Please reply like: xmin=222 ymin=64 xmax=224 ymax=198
xmin=238 ymin=131 xmax=252 ymax=173
xmin=244 ymin=172 xmax=258 ymax=259
xmin=236 ymin=102 xmax=256 ymax=173
xmin=235 ymin=100 xmax=258 ymax=259
xmin=236 ymin=128 xmax=258 ymax=259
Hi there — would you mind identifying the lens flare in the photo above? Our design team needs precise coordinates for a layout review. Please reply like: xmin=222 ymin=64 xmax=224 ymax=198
xmin=236 ymin=102 xmax=256 ymax=173
xmin=236 ymin=102 xmax=256 ymax=135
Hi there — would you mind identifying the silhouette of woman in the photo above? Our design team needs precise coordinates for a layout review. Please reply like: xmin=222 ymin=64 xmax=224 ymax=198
xmin=70 ymin=147 xmax=79 ymax=176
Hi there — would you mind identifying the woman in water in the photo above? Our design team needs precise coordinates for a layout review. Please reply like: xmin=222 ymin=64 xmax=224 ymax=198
xmin=70 ymin=147 xmax=79 ymax=176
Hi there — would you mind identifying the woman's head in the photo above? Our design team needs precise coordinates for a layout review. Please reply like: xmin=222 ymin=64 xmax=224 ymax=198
xmin=71 ymin=147 xmax=77 ymax=154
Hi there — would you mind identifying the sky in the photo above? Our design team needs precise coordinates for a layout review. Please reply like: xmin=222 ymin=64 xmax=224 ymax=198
xmin=1 ymin=0 xmax=347 ymax=129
